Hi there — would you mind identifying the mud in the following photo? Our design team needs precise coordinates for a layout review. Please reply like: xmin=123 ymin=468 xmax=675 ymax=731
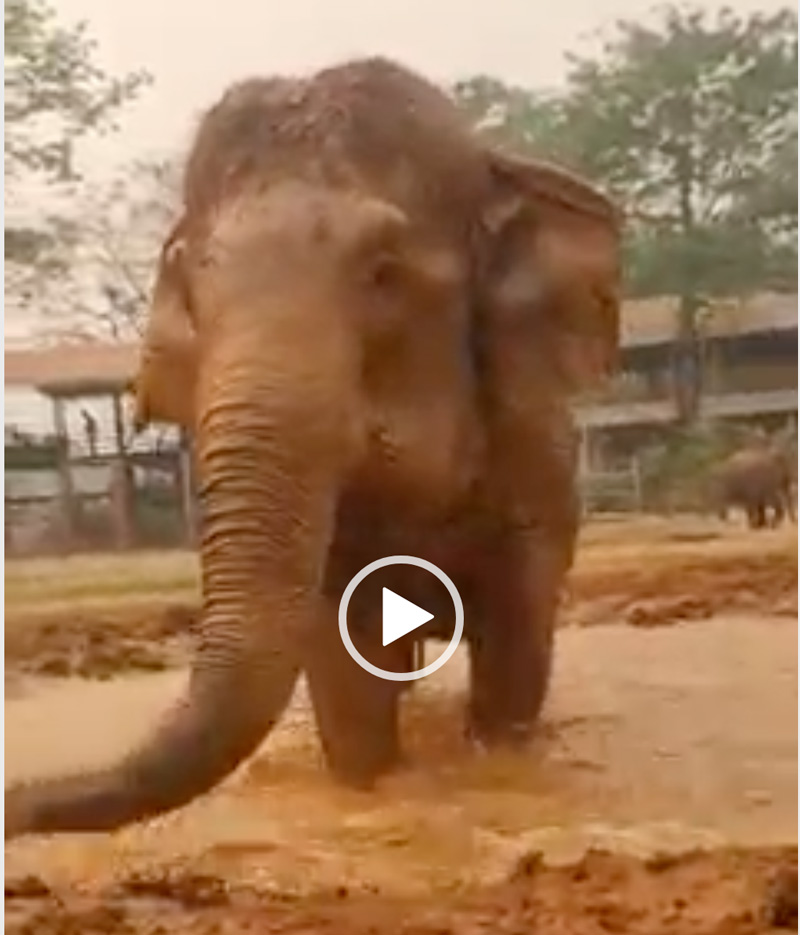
xmin=5 ymin=520 xmax=796 ymax=680
xmin=6 ymin=615 xmax=797 ymax=931
xmin=5 ymin=847 xmax=797 ymax=934
xmin=5 ymin=518 xmax=797 ymax=933
xmin=4 ymin=603 xmax=194 ymax=680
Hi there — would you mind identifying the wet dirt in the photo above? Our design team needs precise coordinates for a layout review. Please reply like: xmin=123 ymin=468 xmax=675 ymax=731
xmin=5 ymin=520 xmax=797 ymax=680
xmin=6 ymin=615 xmax=797 ymax=933
xmin=5 ymin=847 xmax=797 ymax=934
xmin=5 ymin=518 xmax=797 ymax=932
xmin=4 ymin=602 xmax=193 ymax=681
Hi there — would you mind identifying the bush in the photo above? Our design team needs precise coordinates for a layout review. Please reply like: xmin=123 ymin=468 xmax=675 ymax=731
xmin=637 ymin=423 xmax=741 ymax=513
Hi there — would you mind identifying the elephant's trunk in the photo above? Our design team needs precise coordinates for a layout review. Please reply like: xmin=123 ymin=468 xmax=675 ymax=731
xmin=5 ymin=342 xmax=350 ymax=836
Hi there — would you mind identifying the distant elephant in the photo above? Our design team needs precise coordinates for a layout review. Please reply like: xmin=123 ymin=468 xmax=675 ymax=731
xmin=5 ymin=58 xmax=621 ymax=838
xmin=711 ymin=445 xmax=796 ymax=529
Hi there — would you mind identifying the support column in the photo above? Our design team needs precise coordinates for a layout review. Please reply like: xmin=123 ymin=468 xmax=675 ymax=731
xmin=179 ymin=429 xmax=199 ymax=548
xmin=52 ymin=396 xmax=77 ymax=550
xmin=110 ymin=392 xmax=135 ymax=549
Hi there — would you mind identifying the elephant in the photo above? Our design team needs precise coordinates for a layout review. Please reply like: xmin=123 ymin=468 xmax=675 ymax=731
xmin=5 ymin=57 xmax=621 ymax=838
xmin=710 ymin=443 xmax=796 ymax=529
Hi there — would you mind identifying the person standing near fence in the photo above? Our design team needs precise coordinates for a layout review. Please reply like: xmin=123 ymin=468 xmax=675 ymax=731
xmin=81 ymin=408 xmax=98 ymax=458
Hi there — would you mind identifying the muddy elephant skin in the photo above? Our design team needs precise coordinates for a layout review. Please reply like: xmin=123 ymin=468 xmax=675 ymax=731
xmin=712 ymin=445 xmax=796 ymax=529
xmin=5 ymin=58 xmax=621 ymax=838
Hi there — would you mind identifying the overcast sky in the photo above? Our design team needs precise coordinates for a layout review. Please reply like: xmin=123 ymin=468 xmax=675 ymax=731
xmin=54 ymin=0 xmax=792 ymax=171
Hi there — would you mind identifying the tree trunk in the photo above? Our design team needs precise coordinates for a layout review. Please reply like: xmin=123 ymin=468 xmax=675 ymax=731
xmin=673 ymin=129 xmax=702 ymax=425
xmin=673 ymin=292 xmax=702 ymax=424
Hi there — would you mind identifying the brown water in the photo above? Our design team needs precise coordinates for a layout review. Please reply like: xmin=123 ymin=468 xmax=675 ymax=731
xmin=5 ymin=616 xmax=797 ymax=896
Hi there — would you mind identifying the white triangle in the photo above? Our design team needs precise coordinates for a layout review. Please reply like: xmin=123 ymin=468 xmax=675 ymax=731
xmin=382 ymin=588 xmax=434 ymax=646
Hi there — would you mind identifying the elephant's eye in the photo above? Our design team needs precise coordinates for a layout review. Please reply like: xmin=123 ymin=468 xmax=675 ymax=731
xmin=364 ymin=254 xmax=403 ymax=294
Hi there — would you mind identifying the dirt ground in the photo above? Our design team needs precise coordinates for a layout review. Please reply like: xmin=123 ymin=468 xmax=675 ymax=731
xmin=4 ymin=516 xmax=798 ymax=934
xmin=5 ymin=516 xmax=797 ymax=680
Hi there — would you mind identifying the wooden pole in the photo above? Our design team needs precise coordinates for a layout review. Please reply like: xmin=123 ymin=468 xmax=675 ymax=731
xmin=179 ymin=429 xmax=199 ymax=548
xmin=52 ymin=395 xmax=77 ymax=549
xmin=110 ymin=391 xmax=135 ymax=549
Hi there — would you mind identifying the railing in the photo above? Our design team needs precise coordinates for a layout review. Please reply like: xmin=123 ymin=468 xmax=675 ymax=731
xmin=579 ymin=374 xmax=673 ymax=407
xmin=576 ymin=367 xmax=797 ymax=428
xmin=579 ymin=460 xmax=644 ymax=515
xmin=574 ymin=397 xmax=678 ymax=428
xmin=700 ymin=388 xmax=798 ymax=418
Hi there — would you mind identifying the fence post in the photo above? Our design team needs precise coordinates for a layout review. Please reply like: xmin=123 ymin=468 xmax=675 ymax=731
xmin=179 ymin=430 xmax=199 ymax=548
xmin=632 ymin=455 xmax=644 ymax=512
xmin=52 ymin=396 xmax=77 ymax=549
xmin=111 ymin=391 xmax=135 ymax=549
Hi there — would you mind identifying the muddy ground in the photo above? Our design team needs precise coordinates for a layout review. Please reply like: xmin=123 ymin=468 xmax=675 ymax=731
xmin=5 ymin=848 xmax=797 ymax=934
xmin=5 ymin=516 xmax=797 ymax=680
xmin=5 ymin=516 xmax=798 ymax=933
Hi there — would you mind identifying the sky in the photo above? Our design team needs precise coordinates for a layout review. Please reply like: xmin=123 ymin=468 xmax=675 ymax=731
xmin=54 ymin=0 xmax=792 ymax=171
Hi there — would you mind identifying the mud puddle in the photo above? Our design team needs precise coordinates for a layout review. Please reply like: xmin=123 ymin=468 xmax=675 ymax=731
xmin=6 ymin=616 xmax=796 ymax=896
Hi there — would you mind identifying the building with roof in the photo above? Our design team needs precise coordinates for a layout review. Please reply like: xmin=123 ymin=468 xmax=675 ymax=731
xmin=4 ymin=340 xmax=193 ymax=555
xmin=576 ymin=292 xmax=797 ymax=467
xmin=4 ymin=292 xmax=797 ymax=547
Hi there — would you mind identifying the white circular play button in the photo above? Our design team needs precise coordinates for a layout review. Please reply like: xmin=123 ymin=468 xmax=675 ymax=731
xmin=338 ymin=555 xmax=464 ymax=682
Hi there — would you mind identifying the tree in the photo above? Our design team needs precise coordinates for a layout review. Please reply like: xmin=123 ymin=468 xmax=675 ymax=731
xmin=5 ymin=0 xmax=150 ymax=264
xmin=30 ymin=158 xmax=180 ymax=343
xmin=561 ymin=5 xmax=797 ymax=420
xmin=452 ymin=76 xmax=571 ymax=163
xmin=453 ymin=5 xmax=797 ymax=422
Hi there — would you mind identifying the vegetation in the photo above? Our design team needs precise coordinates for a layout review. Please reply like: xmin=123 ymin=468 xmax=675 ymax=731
xmin=455 ymin=4 xmax=798 ymax=421
xmin=5 ymin=0 xmax=149 ymax=263
xmin=4 ymin=0 xmax=163 ymax=340
xmin=6 ymin=0 xmax=797 ymax=429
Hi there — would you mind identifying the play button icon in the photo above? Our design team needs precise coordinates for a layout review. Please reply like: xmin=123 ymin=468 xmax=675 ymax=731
xmin=338 ymin=555 xmax=465 ymax=682
xmin=382 ymin=588 xmax=434 ymax=646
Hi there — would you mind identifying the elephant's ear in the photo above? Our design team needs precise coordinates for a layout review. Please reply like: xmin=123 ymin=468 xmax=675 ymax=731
xmin=479 ymin=151 xmax=622 ymax=392
xmin=134 ymin=220 xmax=198 ymax=431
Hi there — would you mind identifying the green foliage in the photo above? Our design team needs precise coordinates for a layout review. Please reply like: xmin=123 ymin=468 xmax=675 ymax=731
xmin=5 ymin=0 xmax=150 ymax=263
xmin=562 ymin=5 xmax=798 ymax=299
xmin=453 ymin=5 xmax=797 ymax=302
xmin=452 ymin=76 xmax=573 ymax=164
xmin=454 ymin=4 xmax=797 ymax=422
xmin=5 ymin=438 xmax=60 ymax=470
xmin=637 ymin=421 xmax=759 ymax=510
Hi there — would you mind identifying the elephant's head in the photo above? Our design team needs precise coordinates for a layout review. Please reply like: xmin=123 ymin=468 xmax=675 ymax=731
xmin=4 ymin=180 xmax=485 ymax=836
xmin=5 ymin=127 xmax=620 ymax=837
xmin=132 ymin=218 xmax=197 ymax=431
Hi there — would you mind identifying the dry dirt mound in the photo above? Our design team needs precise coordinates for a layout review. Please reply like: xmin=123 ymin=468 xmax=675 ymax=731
xmin=5 ymin=847 xmax=796 ymax=935
xmin=5 ymin=603 xmax=195 ymax=680
xmin=565 ymin=548 xmax=798 ymax=629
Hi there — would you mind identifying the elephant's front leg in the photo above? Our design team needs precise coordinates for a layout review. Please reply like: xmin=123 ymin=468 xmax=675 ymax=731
xmin=787 ymin=491 xmax=797 ymax=524
xmin=304 ymin=607 xmax=407 ymax=788
xmin=466 ymin=534 xmax=563 ymax=749
xmin=769 ymin=496 xmax=786 ymax=528
xmin=747 ymin=501 xmax=767 ymax=529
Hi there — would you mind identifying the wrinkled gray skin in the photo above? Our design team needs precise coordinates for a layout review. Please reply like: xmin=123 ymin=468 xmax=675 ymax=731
xmin=711 ymin=446 xmax=796 ymax=529
xmin=5 ymin=58 xmax=621 ymax=838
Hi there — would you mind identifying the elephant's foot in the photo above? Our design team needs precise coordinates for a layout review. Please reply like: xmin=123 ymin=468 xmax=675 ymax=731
xmin=465 ymin=645 xmax=549 ymax=753
xmin=464 ymin=709 xmax=538 ymax=753
xmin=324 ymin=724 xmax=404 ymax=790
